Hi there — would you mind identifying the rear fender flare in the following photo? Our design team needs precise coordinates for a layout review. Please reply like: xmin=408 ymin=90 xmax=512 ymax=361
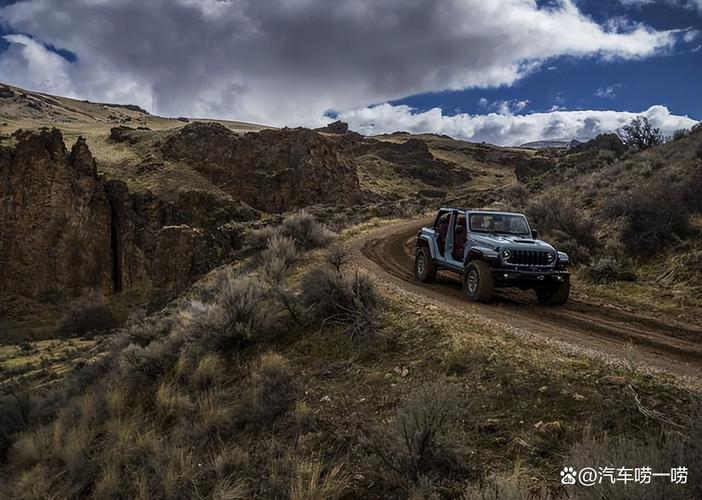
xmin=417 ymin=234 xmax=439 ymax=259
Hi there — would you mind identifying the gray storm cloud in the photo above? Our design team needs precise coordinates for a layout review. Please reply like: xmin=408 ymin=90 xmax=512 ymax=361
xmin=0 ymin=0 xmax=696 ymax=143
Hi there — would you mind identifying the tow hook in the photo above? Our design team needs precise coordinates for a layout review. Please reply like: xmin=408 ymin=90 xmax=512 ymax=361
xmin=538 ymin=275 xmax=545 ymax=280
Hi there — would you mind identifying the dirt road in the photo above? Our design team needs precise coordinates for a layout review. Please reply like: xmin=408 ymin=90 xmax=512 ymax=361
xmin=350 ymin=219 xmax=702 ymax=380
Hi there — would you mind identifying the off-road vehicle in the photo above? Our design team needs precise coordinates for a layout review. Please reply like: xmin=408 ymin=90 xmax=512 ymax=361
xmin=414 ymin=209 xmax=570 ymax=304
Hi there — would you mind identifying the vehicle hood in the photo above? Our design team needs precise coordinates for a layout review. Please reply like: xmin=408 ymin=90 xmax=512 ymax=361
xmin=471 ymin=233 xmax=555 ymax=252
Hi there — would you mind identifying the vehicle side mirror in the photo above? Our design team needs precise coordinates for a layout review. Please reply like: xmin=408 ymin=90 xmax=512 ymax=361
xmin=531 ymin=229 xmax=539 ymax=239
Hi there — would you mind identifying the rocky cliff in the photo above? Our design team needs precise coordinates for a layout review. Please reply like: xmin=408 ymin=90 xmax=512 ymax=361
xmin=163 ymin=122 xmax=361 ymax=212
xmin=0 ymin=129 xmax=114 ymax=303
xmin=0 ymin=129 xmax=250 ymax=317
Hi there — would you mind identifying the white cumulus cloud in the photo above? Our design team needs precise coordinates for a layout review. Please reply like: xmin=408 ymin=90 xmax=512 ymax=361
xmin=337 ymin=104 xmax=698 ymax=146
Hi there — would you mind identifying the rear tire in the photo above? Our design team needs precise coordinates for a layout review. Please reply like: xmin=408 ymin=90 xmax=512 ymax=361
xmin=414 ymin=245 xmax=437 ymax=283
xmin=463 ymin=260 xmax=494 ymax=302
xmin=535 ymin=278 xmax=570 ymax=305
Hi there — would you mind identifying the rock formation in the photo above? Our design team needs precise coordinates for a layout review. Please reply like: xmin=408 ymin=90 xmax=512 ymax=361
xmin=163 ymin=122 xmax=361 ymax=212
xmin=0 ymin=129 xmax=251 ymax=316
xmin=0 ymin=129 xmax=113 ymax=302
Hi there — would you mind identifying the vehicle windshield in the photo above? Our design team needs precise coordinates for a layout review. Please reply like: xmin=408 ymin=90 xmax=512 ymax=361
xmin=469 ymin=213 xmax=530 ymax=236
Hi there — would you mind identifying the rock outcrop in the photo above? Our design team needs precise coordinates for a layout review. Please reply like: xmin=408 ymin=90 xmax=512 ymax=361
xmin=0 ymin=129 xmax=253 ymax=315
xmin=163 ymin=122 xmax=361 ymax=212
xmin=314 ymin=120 xmax=350 ymax=135
xmin=0 ymin=129 xmax=113 ymax=302
xmin=358 ymin=138 xmax=472 ymax=186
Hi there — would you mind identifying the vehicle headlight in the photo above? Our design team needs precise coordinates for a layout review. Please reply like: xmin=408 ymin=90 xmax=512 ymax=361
xmin=546 ymin=252 xmax=556 ymax=263
xmin=501 ymin=249 xmax=511 ymax=261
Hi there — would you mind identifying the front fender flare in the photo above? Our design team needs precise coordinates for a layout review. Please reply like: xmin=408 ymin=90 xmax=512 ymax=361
xmin=465 ymin=246 xmax=500 ymax=266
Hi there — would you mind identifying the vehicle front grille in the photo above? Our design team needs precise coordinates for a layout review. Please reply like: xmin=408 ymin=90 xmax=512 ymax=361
xmin=508 ymin=250 xmax=551 ymax=266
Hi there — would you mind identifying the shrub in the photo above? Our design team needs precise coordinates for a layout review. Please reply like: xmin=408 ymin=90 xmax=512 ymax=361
xmin=618 ymin=116 xmax=664 ymax=152
xmin=461 ymin=470 xmax=553 ymax=500
xmin=279 ymin=211 xmax=335 ymax=250
xmin=606 ymin=182 xmax=694 ymax=256
xmin=260 ymin=235 xmax=300 ymax=285
xmin=290 ymin=459 xmax=350 ymax=500
xmin=582 ymin=256 xmax=637 ymax=284
xmin=371 ymin=383 xmax=464 ymax=483
xmin=58 ymin=296 xmax=120 ymax=336
xmin=526 ymin=195 xmax=597 ymax=263
xmin=0 ymin=392 xmax=31 ymax=460
xmin=326 ymin=245 xmax=351 ymax=272
xmin=672 ymin=128 xmax=690 ymax=141
xmin=183 ymin=274 xmax=281 ymax=354
xmin=249 ymin=211 xmax=335 ymax=252
xmin=502 ymin=183 xmax=530 ymax=209
xmin=564 ymin=426 xmax=693 ymax=500
xmin=300 ymin=266 xmax=380 ymax=344
xmin=236 ymin=353 xmax=295 ymax=426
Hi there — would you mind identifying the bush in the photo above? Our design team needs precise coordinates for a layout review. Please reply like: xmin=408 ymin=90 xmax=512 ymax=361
xmin=183 ymin=274 xmax=282 ymax=354
xmin=672 ymin=128 xmax=689 ymax=141
xmin=279 ymin=211 xmax=335 ymax=250
xmin=526 ymin=195 xmax=597 ymax=263
xmin=582 ymin=256 xmax=637 ymax=284
xmin=606 ymin=182 xmax=694 ymax=256
xmin=371 ymin=383 xmax=464 ymax=483
xmin=564 ymin=426 xmax=694 ymax=500
xmin=260 ymin=235 xmax=300 ymax=285
xmin=618 ymin=116 xmax=664 ymax=152
xmin=502 ymin=183 xmax=530 ymax=209
xmin=290 ymin=459 xmax=350 ymax=500
xmin=300 ymin=266 xmax=380 ymax=344
xmin=461 ymin=470 xmax=553 ymax=500
xmin=326 ymin=245 xmax=351 ymax=272
xmin=58 ymin=296 xmax=120 ymax=336
xmin=0 ymin=392 xmax=31 ymax=461
xmin=249 ymin=212 xmax=335 ymax=252
xmin=236 ymin=353 xmax=295 ymax=426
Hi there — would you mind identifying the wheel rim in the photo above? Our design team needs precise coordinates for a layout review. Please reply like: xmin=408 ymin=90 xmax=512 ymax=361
xmin=466 ymin=269 xmax=478 ymax=293
xmin=416 ymin=252 xmax=425 ymax=276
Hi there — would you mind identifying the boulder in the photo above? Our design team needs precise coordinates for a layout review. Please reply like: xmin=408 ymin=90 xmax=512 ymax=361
xmin=315 ymin=120 xmax=349 ymax=135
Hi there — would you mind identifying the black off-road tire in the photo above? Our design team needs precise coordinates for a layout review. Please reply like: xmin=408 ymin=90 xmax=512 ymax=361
xmin=463 ymin=260 xmax=494 ymax=302
xmin=414 ymin=245 xmax=437 ymax=283
xmin=535 ymin=278 xmax=570 ymax=305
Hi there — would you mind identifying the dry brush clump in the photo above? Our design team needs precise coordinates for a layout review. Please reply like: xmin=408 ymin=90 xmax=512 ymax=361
xmin=526 ymin=193 xmax=597 ymax=264
xmin=249 ymin=210 xmax=336 ymax=251
xmin=58 ymin=296 xmax=120 ymax=337
xmin=300 ymin=261 xmax=381 ymax=346
xmin=581 ymin=256 xmax=637 ymax=284
xmin=234 ymin=352 xmax=296 ymax=428
xmin=370 ymin=383 xmax=466 ymax=486
xmin=604 ymin=181 xmax=696 ymax=257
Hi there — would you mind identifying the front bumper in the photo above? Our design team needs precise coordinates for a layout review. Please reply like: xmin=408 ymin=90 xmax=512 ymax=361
xmin=491 ymin=267 xmax=569 ymax=286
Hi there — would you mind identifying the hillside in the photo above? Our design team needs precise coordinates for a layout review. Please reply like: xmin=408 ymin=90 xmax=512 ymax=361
xmin=0 ymin=83 xmax=531 ymax=329
xmin=1 ymin=84 xmax=701 ymax=499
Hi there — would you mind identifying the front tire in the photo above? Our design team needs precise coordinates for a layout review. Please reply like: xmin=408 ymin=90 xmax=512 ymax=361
xmin=414 ymin=245 xmax=437 ymax=283
xmin=535 ymin=278 xmax=570 ymax=305
xmin=463 ymin=260 xmax=494 ymax=302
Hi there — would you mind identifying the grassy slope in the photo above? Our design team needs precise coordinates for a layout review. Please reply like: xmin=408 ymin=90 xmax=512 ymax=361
xmin=1 ymin=220 xmax=697 ymax=498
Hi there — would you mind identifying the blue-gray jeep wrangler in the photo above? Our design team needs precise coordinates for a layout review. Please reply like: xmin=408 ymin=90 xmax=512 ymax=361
xmin=414 ymin=209 xmax=571 ymax=304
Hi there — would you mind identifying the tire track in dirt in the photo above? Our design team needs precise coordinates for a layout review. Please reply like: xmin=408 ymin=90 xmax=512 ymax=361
xmin=350 ymin=219 xmax=702 ymax=379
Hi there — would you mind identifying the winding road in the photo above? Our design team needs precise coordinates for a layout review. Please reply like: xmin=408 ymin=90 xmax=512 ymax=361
xmin=350 ymin=219 xmax=702 ymax=380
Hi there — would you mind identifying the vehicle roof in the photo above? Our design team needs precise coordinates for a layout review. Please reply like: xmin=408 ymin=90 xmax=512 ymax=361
xmin=438 ymin=208 xmax=527 ymax=217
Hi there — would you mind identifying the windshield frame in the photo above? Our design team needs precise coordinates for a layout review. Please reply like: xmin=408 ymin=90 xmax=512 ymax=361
xmin=468 ymin=212 xmax=532 ymax=237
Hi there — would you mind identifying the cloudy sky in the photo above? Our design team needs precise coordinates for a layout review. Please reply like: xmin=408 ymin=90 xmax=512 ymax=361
xmin=0 ymin=0 xmax=699 ymax=146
